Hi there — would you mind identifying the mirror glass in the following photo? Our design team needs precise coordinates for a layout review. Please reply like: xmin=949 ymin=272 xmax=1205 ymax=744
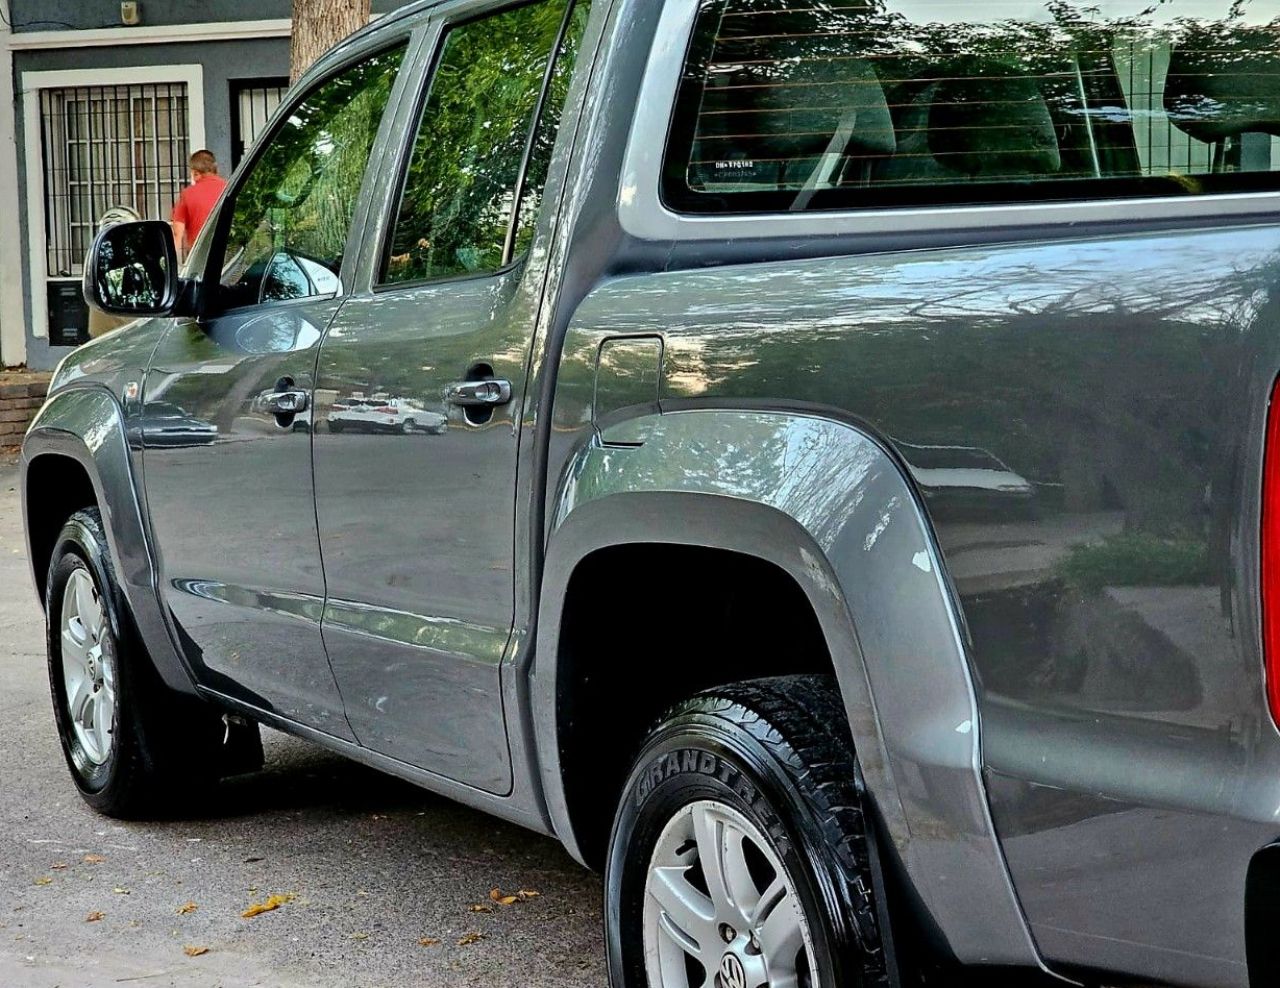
xmin=89 ymin=221 xmax=175 ymax=314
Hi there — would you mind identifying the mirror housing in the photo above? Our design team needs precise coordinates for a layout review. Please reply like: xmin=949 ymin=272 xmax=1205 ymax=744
xmin=83 ymin=220 xmax=180 ymax=317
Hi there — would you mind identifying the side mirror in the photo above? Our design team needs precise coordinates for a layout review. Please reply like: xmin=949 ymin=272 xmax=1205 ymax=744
xmin=83 ymin=220 xmax=180 ymax=317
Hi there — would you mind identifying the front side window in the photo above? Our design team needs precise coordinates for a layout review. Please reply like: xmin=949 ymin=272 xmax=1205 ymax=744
xmin=663 ymin=0 xmax=1280 ymax=213
xmin=382 ymin=0 xmax=590 ymax=285
xmin=217 ymin=45 xmax=405 ymax=308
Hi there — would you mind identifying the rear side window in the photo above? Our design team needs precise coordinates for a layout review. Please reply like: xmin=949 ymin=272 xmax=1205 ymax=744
xmin=663 ymin=0 xmax=1280 ymax=213
xmin=381 ymin=0 xmax=590 ymax=285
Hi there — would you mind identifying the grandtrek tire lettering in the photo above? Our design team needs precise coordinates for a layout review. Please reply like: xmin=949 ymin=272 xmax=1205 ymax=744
xmin=635 ymin=749 xmax=763 ymax=810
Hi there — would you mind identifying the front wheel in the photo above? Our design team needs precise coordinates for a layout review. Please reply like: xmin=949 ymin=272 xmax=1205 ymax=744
xmin=46 ymin=509 xmax=238 ymax=817
xmin=606 ymin=676 xmax=891 ymax=988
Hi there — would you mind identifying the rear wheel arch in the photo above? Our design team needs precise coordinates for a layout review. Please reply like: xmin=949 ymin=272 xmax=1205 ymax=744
xmin=550 ymin=537 xmax=844 ymax=871
xmin=534 ymin=493 xmax=894 ymax=871
xmin=536 ymin=406 xmax=1047 ymax=968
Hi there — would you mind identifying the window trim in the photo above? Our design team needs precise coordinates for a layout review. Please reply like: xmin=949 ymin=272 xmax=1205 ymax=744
xmin=198 ymin=36 xmax=412 ymax=318
xmin=373 ymin=0 xmax=579 ymax=292
xmin=618 ymin=0 xmax=1280 ymax=243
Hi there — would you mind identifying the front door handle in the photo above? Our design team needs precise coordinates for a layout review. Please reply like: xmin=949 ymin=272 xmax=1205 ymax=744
xmin=261 ymin=390 xmax=309 ymax=415
xmin=446 ymin=379 xmax=512 ymax=407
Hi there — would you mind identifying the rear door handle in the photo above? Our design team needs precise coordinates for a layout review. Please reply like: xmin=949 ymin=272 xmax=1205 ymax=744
xmin=262 ymin=390 xmax=309 ymax=415
xmin=446 ymin=379 xmax=512 ymax=407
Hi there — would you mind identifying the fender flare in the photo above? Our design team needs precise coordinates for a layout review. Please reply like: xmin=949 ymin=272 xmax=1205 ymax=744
xmin=21 ymin=385 xmax=196 ymax=696
xmin=533 ymin=407 xmax=1045 ymax=969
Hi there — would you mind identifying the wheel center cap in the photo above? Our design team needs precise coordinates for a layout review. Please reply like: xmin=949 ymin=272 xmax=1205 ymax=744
xmin=717 ymin=952 xmax=748 ymax=988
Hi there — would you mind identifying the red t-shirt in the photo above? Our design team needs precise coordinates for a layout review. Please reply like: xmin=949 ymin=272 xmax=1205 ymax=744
xmin=171 ymin=173 xmax=227 ymax=247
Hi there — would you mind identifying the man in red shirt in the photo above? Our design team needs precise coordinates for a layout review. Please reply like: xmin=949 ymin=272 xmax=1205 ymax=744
xmin=170 ymin=149 xmax=227 ymax=258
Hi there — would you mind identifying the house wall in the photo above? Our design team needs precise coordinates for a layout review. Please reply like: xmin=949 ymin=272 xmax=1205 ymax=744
xmin=7 ymin=2 xmax=419 ymax=369
xmin=10 ymin=0 xmax=410 ymax=31
xmin=15 ymin=37 xmax=288 ymax=369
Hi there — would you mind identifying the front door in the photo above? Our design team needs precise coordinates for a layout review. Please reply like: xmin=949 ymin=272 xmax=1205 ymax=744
xmin=312 ymin=0 xmax=592 ymax=791
xmin=142 ymin=42 xmax=408 ymax=734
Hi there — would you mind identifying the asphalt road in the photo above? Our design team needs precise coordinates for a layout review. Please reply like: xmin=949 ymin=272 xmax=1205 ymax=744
xmin=0 ymin=451 xmax=606 ymax=988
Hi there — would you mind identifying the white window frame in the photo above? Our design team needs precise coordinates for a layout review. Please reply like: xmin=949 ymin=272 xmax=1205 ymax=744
xmin=21 ymin=64 xmax=206 ymax=340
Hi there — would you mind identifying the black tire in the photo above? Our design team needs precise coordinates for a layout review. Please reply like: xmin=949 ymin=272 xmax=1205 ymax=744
xmin=606 ymin=675 xmax=892 ymax=988
xmin=329 ymin=419 xmax=345 ymax=433
xmin=46 ymin=508 xmax=227 ymax=818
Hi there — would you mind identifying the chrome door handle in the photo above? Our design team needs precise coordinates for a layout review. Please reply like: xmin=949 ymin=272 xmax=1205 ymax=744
xmin=446 ymin=379 xmax=512 ymax=407
xmin=262 ymin=390 xmax=309 ymax=415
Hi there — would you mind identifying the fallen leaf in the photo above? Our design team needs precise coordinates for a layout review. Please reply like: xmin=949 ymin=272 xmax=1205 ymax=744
xmin=350 ymin=932 xmax=369 ymax=941
xmin=488 ymin=888 xmax=519 ymax=906
xmin=85 ymin=912 xmax=105 ymax=923
xmin=418 ymin=937 xmax=440 ymax=948
xmin=177 ymin=902 xmax=198 ymax=915
xmin=243 ymin=856 xmax=264 ymax=864
xmin=33 ymin=877 xmax=52 ymax=887
xmin=468 ymin=904 xmax=494 ymax=914
xmin=50 ymin=863 xmax=68 ymax=871
xmin=112 ymin=888 xmax=130 ymax=895
xmin=83 ymin=854 xmax=106 ymax=864
xmin=516 ymin=889 xmax=541 ymax=900
xmin=183 ymin=946 xmax=209 ymax=957
xmin=241 ymin=893 xmax=295 ymax=919
xmin=457 ymin=932 xmax=484 ymax=946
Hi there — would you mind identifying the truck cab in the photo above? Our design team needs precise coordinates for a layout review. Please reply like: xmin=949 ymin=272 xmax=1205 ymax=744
xmin=22 ymin=2 xmax=1280 ymax=986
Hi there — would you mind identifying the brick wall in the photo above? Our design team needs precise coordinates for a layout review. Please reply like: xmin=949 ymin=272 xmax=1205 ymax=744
xmin=0 ymin=372 xmax=51 ymax=448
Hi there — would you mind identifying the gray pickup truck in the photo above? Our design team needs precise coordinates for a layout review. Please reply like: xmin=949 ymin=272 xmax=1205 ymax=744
xmin=19 ymin=1 xmax=1280 ymax=986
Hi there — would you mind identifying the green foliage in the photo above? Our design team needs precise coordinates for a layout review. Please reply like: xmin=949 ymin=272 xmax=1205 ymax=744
xmin=222 ymin=46 xmax=405 ymax=295
xmin=1058 ymin=533 xmax=1212 ymax=592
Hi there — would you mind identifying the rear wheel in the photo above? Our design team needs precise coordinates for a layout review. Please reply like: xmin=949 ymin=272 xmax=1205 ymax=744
xmin=46 ymin=508 xmax=249 ymax=817
xmin=606 ymin=676 xmax=892 ymax=988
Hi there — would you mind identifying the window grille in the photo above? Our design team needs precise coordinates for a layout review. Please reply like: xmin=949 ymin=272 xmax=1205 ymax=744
xmin=233 ymin=81 xmax=289 ymax=167
xmin=39 ymin=82 xmax=189 ymax=278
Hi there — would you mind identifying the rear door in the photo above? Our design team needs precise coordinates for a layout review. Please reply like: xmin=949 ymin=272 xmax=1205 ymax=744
xmin=312 ymin=0 xmax=592 ymax=791
xmin=142 ymin=40 xmax=410 ymax=733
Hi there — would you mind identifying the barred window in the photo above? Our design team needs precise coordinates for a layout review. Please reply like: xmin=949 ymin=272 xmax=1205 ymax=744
xmin=662 ymin=0 xmax=1280 ymax=213
xmin=40 ymin=83 xmax=189 ymax=277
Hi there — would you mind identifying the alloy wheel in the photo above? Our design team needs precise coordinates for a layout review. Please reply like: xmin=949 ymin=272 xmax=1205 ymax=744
xmin=643 ymin=799 xmax=817 ymax=988
xmin=59 ymin=568 xmax=116 ymax=766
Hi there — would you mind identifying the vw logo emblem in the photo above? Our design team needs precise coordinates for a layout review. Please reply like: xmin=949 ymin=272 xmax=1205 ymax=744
xmin=718 ymin=952 xmax=747 ymax=988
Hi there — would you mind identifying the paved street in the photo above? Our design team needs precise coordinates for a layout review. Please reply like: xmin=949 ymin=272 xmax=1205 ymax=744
xmin=0 ymin=452 xmax=605 ymax=988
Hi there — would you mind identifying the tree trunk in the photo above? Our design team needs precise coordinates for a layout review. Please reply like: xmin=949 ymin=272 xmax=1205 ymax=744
xmin=290 ymin=0 xmax=371 ymax=82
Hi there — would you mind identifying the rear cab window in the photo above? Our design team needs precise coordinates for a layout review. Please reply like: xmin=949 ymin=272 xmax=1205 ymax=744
xmin=662 ymin=0 xmax=1280 ymax=214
